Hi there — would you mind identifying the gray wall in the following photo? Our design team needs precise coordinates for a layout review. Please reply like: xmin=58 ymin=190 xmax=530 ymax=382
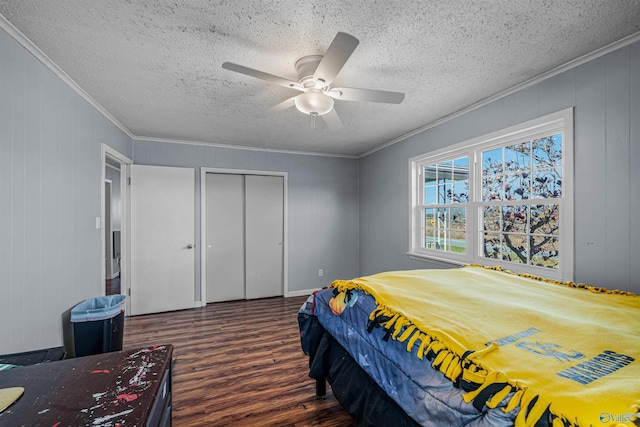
xmin=0 ymin=27 xmax=132 ymax=354
xmin=132 ymin=140 xmax=360 ymax=296
xmin=359 ymin=40 xmax=640 ymax=293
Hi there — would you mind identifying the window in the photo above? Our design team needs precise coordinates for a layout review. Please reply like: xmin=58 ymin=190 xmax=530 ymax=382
xmin=409 ymin=109 xmax=573 ymax=281
xmin=423 ymin=157 xmax=469 ymax=254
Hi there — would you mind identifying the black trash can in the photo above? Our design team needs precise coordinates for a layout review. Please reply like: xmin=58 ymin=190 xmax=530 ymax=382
xmin=70 ymin=295 xmax=126 ymax=357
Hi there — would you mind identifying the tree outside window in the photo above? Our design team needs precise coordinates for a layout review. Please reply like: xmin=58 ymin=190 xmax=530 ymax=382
xmin=480 ymin=135 xmax=562 ymax=269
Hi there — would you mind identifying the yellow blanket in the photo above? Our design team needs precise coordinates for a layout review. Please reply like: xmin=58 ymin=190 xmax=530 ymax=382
xmin=330 ymin=265 xmax=640 ymax=427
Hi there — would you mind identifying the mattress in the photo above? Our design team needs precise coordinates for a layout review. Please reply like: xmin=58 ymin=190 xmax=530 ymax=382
xmin=300 ymin=265 xmax=640 ymax=427
xmin=308 ymin=288 xmax=517 ymax=426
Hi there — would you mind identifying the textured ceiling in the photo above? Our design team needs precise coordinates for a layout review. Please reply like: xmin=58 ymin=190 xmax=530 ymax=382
xmin=1 ymin=1 xmax=639 ymax=156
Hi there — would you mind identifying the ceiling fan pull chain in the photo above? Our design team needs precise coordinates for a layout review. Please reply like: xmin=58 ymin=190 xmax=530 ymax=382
xmin=310 ymin=112 xmax=318 ymax=129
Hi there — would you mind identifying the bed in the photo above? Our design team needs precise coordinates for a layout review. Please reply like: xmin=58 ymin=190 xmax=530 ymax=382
xmin=298 ymin=265 xmax=640 ymax=427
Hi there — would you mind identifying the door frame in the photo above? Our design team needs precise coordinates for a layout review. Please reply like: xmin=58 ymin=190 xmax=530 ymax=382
xmin=200 ymin=167 xmax=289 ymax=304
xmin=101 ymin=144 xmax=132 ymax=312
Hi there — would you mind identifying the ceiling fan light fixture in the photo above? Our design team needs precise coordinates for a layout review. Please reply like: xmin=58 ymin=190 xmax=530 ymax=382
xmin=294 ymin=90 xmax=334 ymax=116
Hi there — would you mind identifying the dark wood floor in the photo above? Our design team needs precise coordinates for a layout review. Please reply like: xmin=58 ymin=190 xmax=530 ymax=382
xmin=123 ymin=296 xmax=356 ymax=427
xmin=106 ymin=275 xmax=121 ymax=295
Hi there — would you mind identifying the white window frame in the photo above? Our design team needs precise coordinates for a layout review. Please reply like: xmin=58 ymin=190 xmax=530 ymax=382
xmin=408 ymin=108 xmax=574 ymax=281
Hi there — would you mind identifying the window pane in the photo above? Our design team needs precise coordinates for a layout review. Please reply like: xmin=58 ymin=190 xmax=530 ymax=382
xmin=453 ymin=181 xmax=469 ymax=203
xmin=483 ymin=206 xmax=500 ymax=231
xmin=425 ymin=233 xmax=438 ymax=249
xmin=449 ymin=207 xmax=464 ymax=230
xmin=483 ymin=176 xmax=503 ymax=201
xmin=437 ymin=160 xmax=453 ymax=184
xmin=436 ymin=207 xmax=448 ymax=226
xmin=424 ymin=166 xmax=437 ymax=185
xmin=435 ymin=230 xmax=448 ymax=250
xmin=530 ymin=204 xmax=559 ymax=235
xmin=530 ymin=236 xmax=559 ymax=269
xmin=532 ymin=134 xmax=562 ymax=169
xmin=483 ymin=233 xmax=501 ymax=259
xmin=501 ymin=234 xmax=528 ymax=264
xmin=442 ymin=183 xmax=453 ymax=204
xmin=505 ymin=142 xmax=530 ymax=172
xmin=425 ymin=185 xmax=437 ymax=204
xmin=482 ymin=148 xmax=503 ymax=175
xmin=424 ymin=208 xmax=435 ymax=230
xmin=504 ymin=173 xmax=530 ymax=200
xmin=453 ymin=157 xmax=469 ymax=180
xmin=448 ymin=231 xmax=466 ymax=253
xmin=502 ymin=205 xmax=527 ymax=234
xmin=532 ymin=169 xmax=562 ymax=198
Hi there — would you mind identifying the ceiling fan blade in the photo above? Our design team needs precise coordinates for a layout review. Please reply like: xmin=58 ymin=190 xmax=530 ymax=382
xmin=326 ymin=87 xmax=405 ymax=104
xmin=313 ymin=32 xmax=359 ymax=86
xmin=269 ymin=97 xmax=296 ymax=113
xmin=222 ymin=62 xmax=304 ymax=91
xmin=321 ymin=108 xmax=343 ymax=130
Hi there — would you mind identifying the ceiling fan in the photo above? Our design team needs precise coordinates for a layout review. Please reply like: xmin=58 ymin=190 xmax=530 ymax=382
xmin=222 ymin=32 xmax=405 ymax=130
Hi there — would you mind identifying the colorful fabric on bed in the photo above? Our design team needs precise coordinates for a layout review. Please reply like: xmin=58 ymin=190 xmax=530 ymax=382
xmin=313 ymin=288 xmax=518 ymax=426
xmin=330 ymin=265 xmax=640 ymax=427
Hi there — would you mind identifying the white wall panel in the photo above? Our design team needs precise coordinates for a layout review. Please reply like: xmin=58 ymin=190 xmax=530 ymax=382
xmin=23 ymin=50 xmax=42 ymax=349
xmin=0 ymin=29 xmax=12 ymax=350
xmin=574 ymin=56 xmax=607 ymax=287
xmin=605 ymin=48 xmax=631 ymax=290
xmin=39 ymin=68 xmax=64 ymax=347
xmin=538 ymin=69 xmax=576 ymax=114
xmin=8 ymin=31 xmax=27 ymax=351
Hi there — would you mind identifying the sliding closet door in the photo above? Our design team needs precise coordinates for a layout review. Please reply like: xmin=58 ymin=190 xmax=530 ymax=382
xmin=245 ymin=175 xmax=284 ymax=299
xmin=205 ymin=173 xmax=245 ymax=303
xmin=205 ymin=172 xmax=284 ymax=302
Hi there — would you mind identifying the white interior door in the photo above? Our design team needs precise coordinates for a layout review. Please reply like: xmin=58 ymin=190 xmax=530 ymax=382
xmin=206 ymin=173 xmax=245 ymax=302
xmin=245 ymin=175 xmax=284 ymax=299
xmin=130 ymin=164 xmax=196 ymax=315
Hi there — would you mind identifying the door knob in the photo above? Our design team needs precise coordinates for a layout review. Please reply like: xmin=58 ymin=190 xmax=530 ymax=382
xmin=186 ymin=244 xmax=194 ymax=249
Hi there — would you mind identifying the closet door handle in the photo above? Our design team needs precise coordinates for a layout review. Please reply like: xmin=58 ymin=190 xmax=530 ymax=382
xmin=186 ymin=244 xmax=194 ymax=249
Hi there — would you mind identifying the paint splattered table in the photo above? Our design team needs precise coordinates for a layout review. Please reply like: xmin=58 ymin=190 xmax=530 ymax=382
xmin=0 ymin=345 xmax=172 ymax=426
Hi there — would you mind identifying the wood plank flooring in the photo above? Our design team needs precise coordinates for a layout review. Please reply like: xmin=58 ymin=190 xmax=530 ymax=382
xmin=123 ymin=296 xmax=356 ymax=427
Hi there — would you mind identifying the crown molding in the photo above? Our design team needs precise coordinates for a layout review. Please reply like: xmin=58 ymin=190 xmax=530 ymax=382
xmin=133 ymin=136 xmax=358 ymax=159
xmin=0 ymin=14 xmax=134 ymax=140
xmin=360 ymin=31 xmax=640 ymax=158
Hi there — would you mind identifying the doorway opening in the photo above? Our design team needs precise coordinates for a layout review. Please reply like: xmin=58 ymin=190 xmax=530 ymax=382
xmin=102 ymin=145 xmax=132 ymax=300
xmin=104 ymin=177 xmax=119 ymax=294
